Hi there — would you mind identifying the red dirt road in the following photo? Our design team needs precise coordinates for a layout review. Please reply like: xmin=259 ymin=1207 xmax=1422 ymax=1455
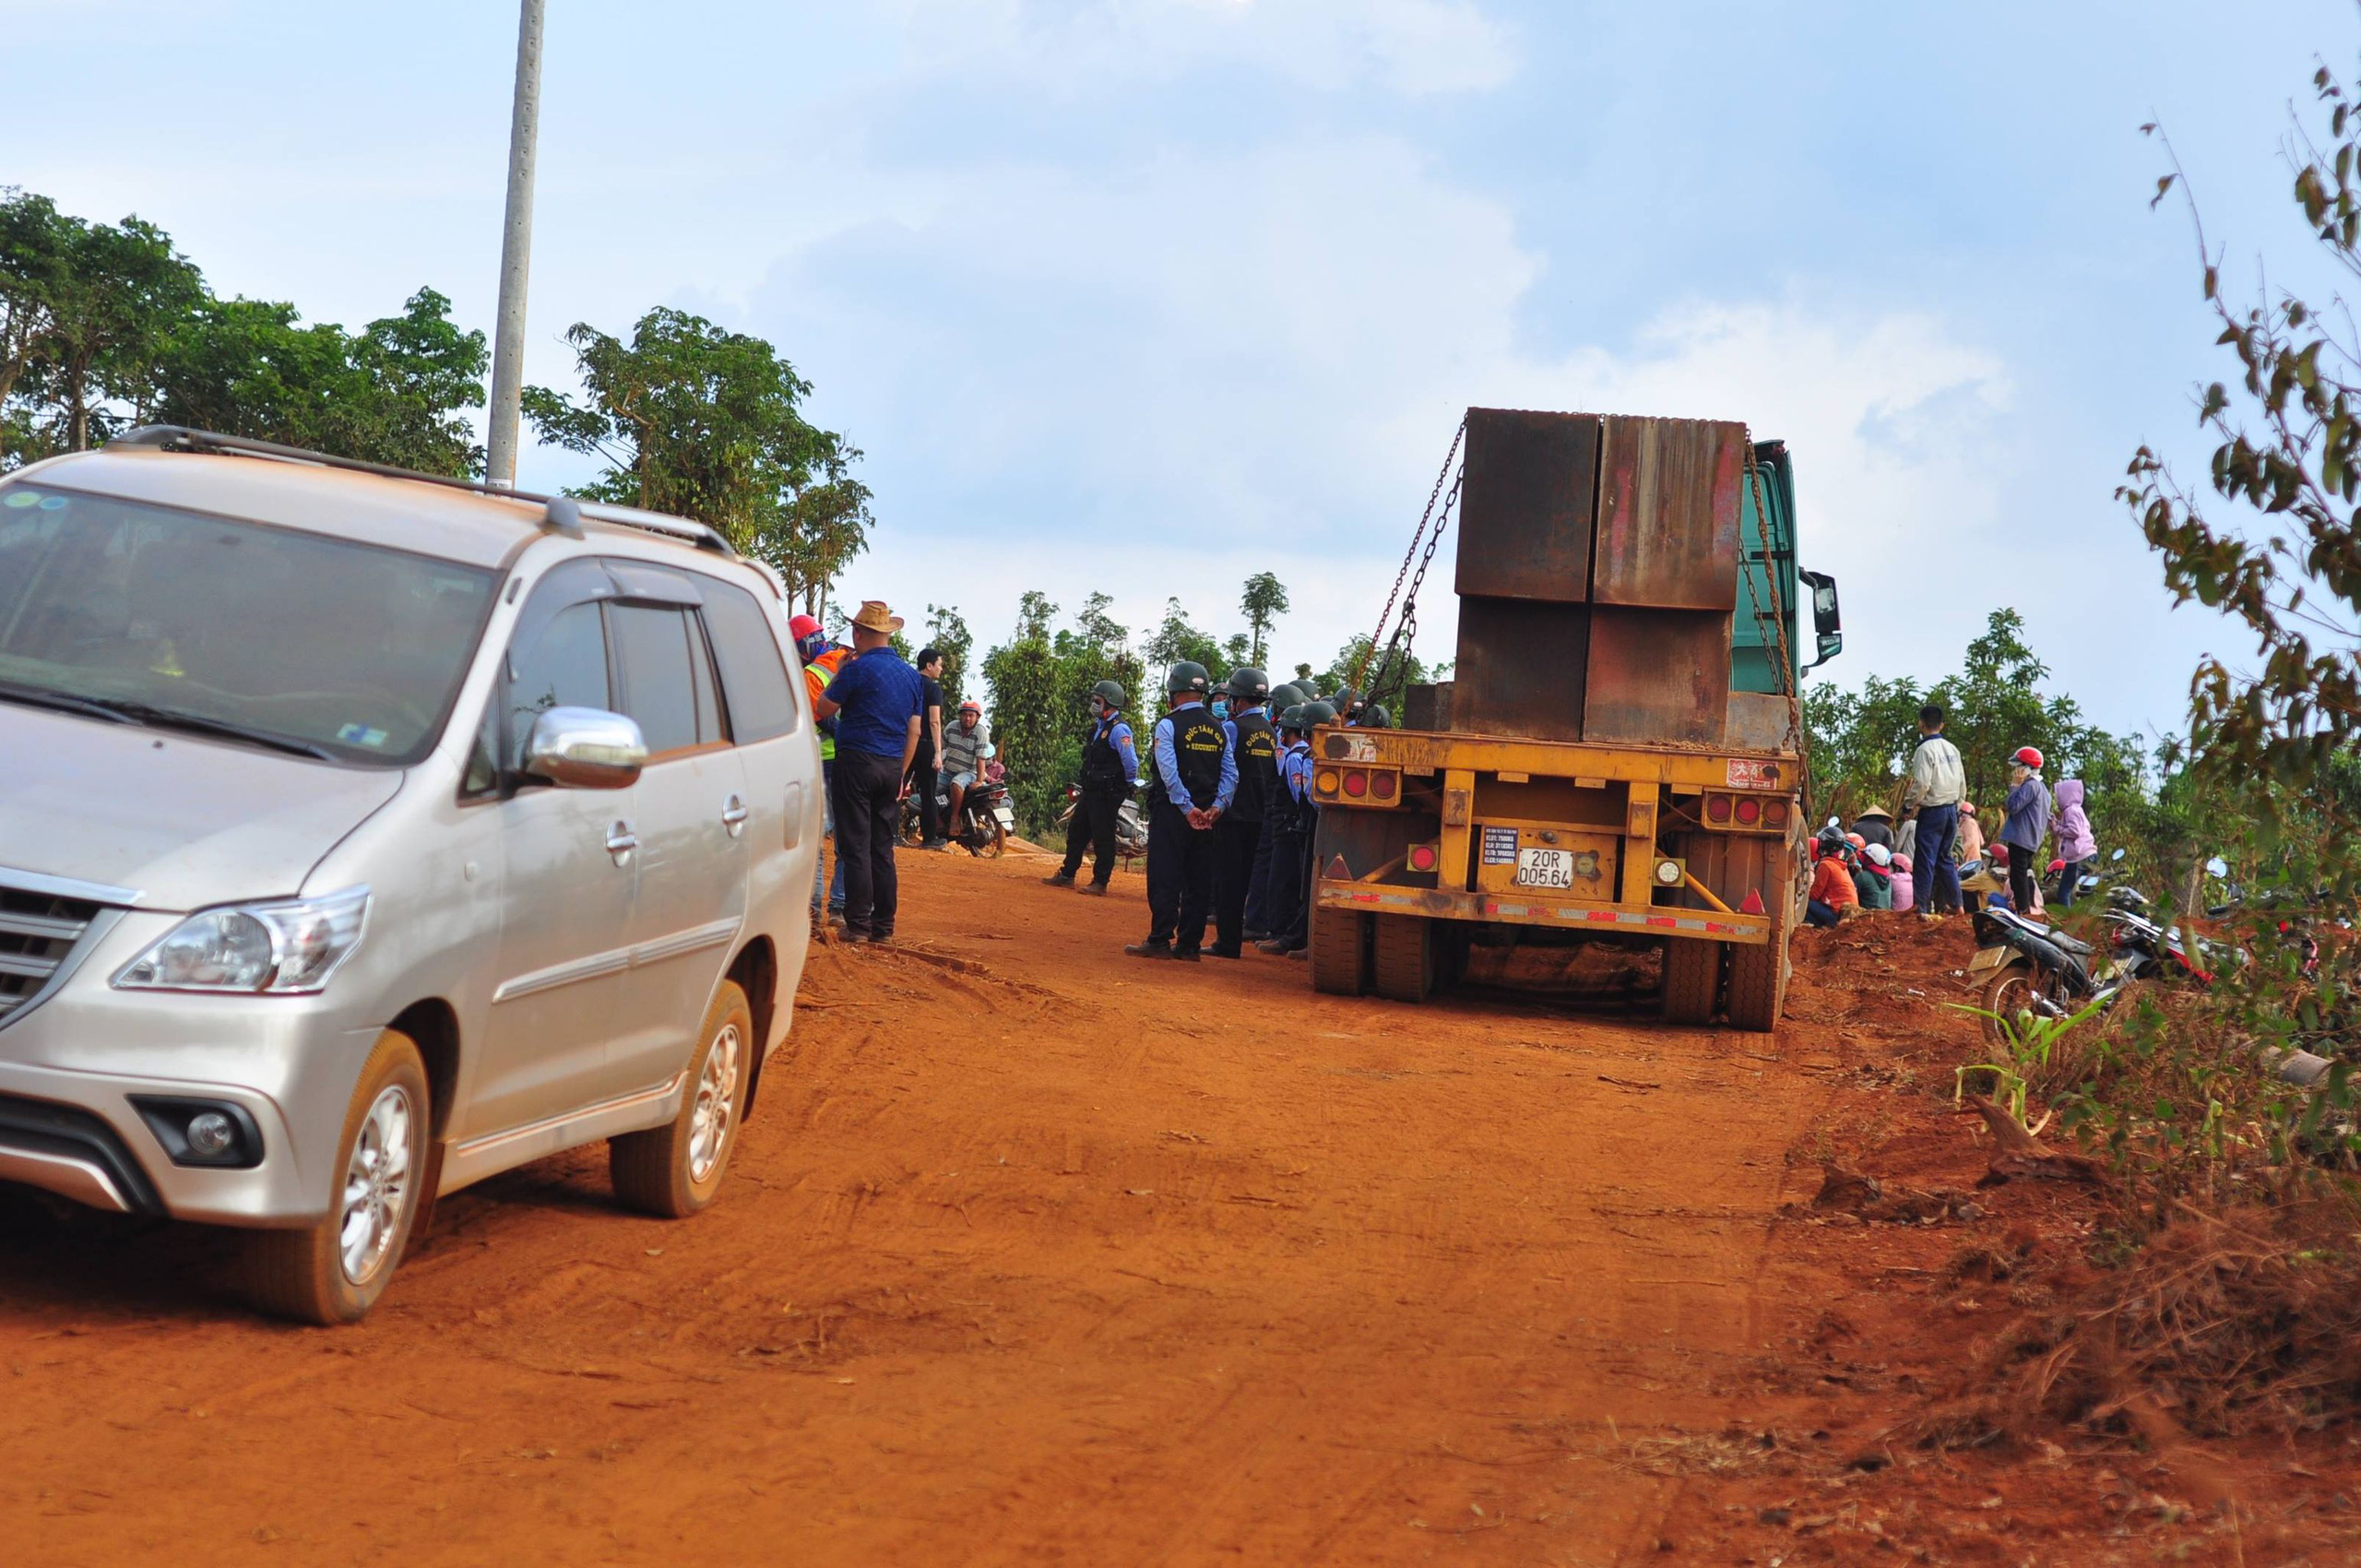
xmin=6 ymin=849 xmax=1886 ymax=1563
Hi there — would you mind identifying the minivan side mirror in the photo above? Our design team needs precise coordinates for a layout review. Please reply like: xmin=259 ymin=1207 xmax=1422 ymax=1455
xmin=525 ymin=707 xmax=647 ymax=789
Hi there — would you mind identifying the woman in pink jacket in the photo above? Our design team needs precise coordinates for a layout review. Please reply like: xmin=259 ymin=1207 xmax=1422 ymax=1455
xmin=2051 ymin=778 xmax=2096 ymax=908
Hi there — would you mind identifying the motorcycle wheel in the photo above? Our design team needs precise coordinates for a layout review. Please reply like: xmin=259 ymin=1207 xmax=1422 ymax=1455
xmin=974 ymin=817 xmax=1006 ymax=860
xmin=1981 ymin=963 xmax=2055 ymax=1048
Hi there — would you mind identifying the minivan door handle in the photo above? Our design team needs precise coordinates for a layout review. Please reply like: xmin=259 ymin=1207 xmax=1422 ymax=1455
xmin=720 ymin=794 xmax=748 ymax=837
xmin=605 ymin=819 xmax=639 ymax=864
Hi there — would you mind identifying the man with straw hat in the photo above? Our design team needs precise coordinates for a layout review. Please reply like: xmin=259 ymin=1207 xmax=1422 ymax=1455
xmin=814 ymin=600 xmax=924 ymax=944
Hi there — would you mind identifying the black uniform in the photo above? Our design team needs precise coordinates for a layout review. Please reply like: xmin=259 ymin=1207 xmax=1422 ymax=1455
xmin=1267 ymin=742 xmax=1315 ymax=952
xmin=1059 ymin=713 xmax=1134 ymax=888
xmin=1145 ymin=702 xmax=1229 ymax=955
xmin=1212 ymin=706 xmax=1277 ymax=956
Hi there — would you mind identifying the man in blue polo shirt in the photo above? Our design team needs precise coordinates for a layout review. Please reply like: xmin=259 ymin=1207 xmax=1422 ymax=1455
xmin=814 ymin=600 xmax=924 ymax=944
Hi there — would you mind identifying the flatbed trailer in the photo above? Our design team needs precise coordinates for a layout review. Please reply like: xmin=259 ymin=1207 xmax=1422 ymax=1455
xmin=1308 ymin=408 xmax=1840 ymax=1030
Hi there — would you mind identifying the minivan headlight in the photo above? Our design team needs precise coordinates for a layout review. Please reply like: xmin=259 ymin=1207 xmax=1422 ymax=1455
xmin=113 ymin=887 xmax=371 ymax=994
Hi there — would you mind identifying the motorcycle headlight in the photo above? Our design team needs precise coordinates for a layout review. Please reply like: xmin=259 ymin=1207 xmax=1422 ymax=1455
xmin=113 ymin=887 xmax=371 ymax=994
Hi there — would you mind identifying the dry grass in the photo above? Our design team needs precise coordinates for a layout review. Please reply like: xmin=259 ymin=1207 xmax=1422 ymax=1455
xmin=1983 ymin=1199 xmax=2361 ymax=1440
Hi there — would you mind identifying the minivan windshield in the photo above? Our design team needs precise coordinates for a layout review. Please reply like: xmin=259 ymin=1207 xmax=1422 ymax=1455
xmin=0 ymin=481 xmax=496 ymax=766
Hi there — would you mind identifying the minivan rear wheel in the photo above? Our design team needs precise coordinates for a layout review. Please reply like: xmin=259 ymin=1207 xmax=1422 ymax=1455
xmin=611 ymin=980 xmax=754 ymax=1218
xmin=243 ymin=1028 xmax=429 ymax=1325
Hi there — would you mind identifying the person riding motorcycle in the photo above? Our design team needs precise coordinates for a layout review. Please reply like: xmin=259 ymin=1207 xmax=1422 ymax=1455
xmin=939 ymin=697 xmax=991 ymax=841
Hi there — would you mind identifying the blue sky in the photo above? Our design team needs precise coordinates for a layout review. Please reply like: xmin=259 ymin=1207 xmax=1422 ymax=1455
xmin=13 ymin=0 xmax=2357 ymax=741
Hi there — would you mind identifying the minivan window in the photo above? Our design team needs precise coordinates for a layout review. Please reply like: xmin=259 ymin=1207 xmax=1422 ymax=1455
xmin=696 ymin=577 xmax=799 ymax=742
xmin=506 ymin=600 xmax=609 ymax=766
xmin=611 ymin=604 xmax=718 ymax=755
xmin=0 ymin=481 xmax=494 ymax=766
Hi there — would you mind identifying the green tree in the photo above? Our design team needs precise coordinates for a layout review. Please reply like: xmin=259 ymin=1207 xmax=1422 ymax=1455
xmin=523 ymin=308 xmax=854 ymax=565
xmin=1143 ymin=597 xmax=1225 ymax=682
xmin=0 ymin=191 xmax=71 ymax=439
xmin=146 ymin=290 xmax=487 ymax=476
xmin=981 ymin=592 xmax=1145 ymax=833
xmin=1803 ymin=609 xmax=2145 ymax=845
xmin=1240 ymin=571 xmax=1289 ymax=666
xmin=760 ymin=441 xmax=873 ymax=618
xmin=42 ymin=213 xmax=201 ymax=451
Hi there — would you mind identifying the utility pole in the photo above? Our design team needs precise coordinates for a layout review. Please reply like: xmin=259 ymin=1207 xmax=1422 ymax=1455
xmin=484 ymin=0 xmax=546 ymax=488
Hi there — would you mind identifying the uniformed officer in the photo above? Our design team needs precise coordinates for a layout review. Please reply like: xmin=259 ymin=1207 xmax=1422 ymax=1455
xmin=1246 ymin=682 xmax=1305 ymax=938
xmin=1210 ymin=668 xmax=1276 ymax=958
xmin=1044 ymin=678 xmax=1138 ymax=896
xmin=1258 ymin=699 xmax=1331 ymax=956
xmin=1126 ymin=662 xmax=1236 ymax=961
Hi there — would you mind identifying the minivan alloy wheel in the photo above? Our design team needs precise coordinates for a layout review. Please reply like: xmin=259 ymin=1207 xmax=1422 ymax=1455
xmin=339 ymin=1083 xmax=415 ymax=1285
xmin=689 ymin=1022 xmax=742 ymax=1184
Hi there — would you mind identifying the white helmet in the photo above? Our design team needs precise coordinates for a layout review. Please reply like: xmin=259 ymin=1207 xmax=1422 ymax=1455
xmin=1866 ymin=842 xmax=1892 ymax=867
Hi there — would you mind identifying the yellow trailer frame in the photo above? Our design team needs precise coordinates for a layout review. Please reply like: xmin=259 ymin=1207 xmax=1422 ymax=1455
xmin=1302 ymin=724 xmax=1803 ymax=1029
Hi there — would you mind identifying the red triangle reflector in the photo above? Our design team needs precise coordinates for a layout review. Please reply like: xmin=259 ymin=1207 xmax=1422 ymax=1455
xmin=1738 ymin=888 xmax=1765 ymax=915
xmin=1326 ymin=855 xmax=1352 ymax=882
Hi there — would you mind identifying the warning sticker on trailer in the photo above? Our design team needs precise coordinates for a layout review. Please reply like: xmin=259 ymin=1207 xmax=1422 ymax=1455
xmin=1480 ymin=826 xmax=1520 ymax=866
xmin=1726 ymin=758 xmax=1781 ymax=790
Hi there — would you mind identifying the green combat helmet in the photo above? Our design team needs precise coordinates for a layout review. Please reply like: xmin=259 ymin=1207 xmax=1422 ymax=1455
xmin=1090 ymin=678 xmax=1126 ymax=709
xmin=1299 ymin=699 xmax=1338 ymax=729
xmin=1226 ymin=667 xmax=1269 ymax=704
xmin=1165 ymin=661 xmax=1210 ymax=698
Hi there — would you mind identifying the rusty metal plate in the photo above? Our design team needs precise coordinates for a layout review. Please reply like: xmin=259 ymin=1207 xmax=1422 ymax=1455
xmin=1582 ymin=606 xmax=1730 ymax=745
xmin=1723 ymin=691 xmax=1790 ymax=754
xmin=1453 ymin=408 xmax=1601 ymax=603
xmin=1592 ymin=417 xmax=1744 ymax=611
xmin=1403 ymin=681 xmax=1453 ymax=733
xmin=1453 ymin=596 xmax=1588 ymax=741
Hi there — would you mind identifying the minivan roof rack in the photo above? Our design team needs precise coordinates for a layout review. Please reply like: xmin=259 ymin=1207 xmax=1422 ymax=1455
xmin=105 ymin=425 xmax=739 ymax=558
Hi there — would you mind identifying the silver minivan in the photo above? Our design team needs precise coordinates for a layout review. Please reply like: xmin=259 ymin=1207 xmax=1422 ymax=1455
xmin=0 ymin=430 xmax=821 ymax=1322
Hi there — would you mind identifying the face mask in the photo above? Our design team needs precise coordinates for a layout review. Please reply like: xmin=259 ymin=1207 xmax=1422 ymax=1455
xmin=1213 ymin=699 xmax=1229 ymax=720
xmin=1089 ymin=699 xmax=1104 ymax=718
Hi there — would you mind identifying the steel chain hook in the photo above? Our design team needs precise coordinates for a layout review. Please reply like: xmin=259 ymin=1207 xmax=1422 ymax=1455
xmin=1353 ymin=419 xmax=1466 ymax=697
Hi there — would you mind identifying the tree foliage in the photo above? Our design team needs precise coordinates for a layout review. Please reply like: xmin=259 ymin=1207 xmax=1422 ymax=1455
xmin=0 ymin=189 xmax=485 ymax=476
xmin=146 ymin=290 xmax=488 ymax=475
xmin=1240 ymin=571 xmax=1289 ymax=666
xmin=980 ymin=592 xmax=1145 ymax=833
xmin=1804 ymin=608 xmax=2144 ymax=843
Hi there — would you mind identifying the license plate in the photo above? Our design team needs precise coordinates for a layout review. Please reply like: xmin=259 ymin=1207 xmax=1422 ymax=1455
xmin=1968 ymin=946 xmax=2011 ymax=974
xmin=1513 ymin=848 xmax=1575 ymax=889
xmin=992 ymin=806 xmax=1016 ymax=828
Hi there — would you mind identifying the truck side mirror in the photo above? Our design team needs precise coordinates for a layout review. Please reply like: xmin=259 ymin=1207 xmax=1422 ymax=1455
xmin=1797 ymin=570 xmax=1843 ymax=670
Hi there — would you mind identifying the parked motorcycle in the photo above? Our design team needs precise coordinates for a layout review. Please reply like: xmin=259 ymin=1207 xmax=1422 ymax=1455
xmin=1055 ymin=780 xmax=1149 ymax=869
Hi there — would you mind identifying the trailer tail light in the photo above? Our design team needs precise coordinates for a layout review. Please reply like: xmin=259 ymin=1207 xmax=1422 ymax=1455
xmin=1705 ymin=793 xmax=1733 ymax=824
xmin=1735 ymin=796 xmax=1762 ymax=826
xmin=1370 ymin=770 xmax=1397 ymax=802
xmin=1763 ymin=799 xmax=1788 ymax=827
xmin=1343 ymin=769 xmax=1369 ymax=798
xmin=1408 ymin=843 xmax=1439 ymax=873
xmin=1315 ymin=769 xmax=1341 ymax=798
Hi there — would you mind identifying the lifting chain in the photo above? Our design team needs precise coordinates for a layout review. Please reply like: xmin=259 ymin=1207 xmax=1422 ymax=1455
xmin=1353 ymin=418 xmax=1466 ymax=704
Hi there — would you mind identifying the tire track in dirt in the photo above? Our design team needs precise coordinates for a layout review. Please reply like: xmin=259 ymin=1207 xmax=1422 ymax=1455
xmin=2 ymin=849 xmax=1845 ymax=1565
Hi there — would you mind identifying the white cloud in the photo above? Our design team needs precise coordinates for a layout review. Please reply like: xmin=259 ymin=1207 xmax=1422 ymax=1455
xmin=885 ymin=0 xmax=1516 ymax=96
xmin=755 ymin=125 xmax=2017 ymax=687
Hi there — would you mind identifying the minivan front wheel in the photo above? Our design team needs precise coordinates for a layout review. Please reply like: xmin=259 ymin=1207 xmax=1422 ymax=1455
xmin=611 ymin=980 xmax=754 ymax=1218
xmin=243 ymin=1028 xmax=429 ymax=1325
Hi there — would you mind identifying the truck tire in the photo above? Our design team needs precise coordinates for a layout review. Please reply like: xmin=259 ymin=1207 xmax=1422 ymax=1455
xmin=242 ymin=1028 xmax=429 ymax=1325
xmin=1310 ymin=904 xmax=1370 ymax=996
xmin=1372 ymin=914 xmax=1435 ymax=1003
xmin=1726 ymin=924 xmax=1789 ymax=1033
xmin=1660 ymin=937 xmax=1721 ymax=1024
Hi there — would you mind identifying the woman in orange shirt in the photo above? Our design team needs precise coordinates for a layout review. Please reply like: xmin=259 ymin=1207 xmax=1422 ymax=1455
xmin=1806 ymin=842 xmax=1859 ymax=927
